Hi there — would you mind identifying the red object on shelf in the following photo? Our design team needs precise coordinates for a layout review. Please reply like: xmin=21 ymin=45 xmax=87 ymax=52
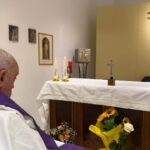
xmin=68 ymin=61 xmax=72 ymax=73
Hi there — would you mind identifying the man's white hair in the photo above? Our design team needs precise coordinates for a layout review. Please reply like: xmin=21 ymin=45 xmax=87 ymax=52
xmin=0 ymin=48 xmax=17 ymax=72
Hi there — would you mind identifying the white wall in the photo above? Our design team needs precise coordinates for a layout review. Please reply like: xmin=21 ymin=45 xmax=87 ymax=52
xmin=0 ymin=0 xmax=96 ymax=128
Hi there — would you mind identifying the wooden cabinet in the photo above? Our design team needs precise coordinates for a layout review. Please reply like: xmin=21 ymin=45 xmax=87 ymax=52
xmin=49 ymin=100 xmax=150 ymax=150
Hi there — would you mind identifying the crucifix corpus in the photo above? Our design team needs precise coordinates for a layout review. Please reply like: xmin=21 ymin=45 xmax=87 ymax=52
xmin=107 ymin=59 xmax=115 ymax=86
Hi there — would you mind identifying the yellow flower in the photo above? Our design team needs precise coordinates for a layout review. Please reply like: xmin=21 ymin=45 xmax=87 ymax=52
xmin=97 ymin=112 xmax=107 ymax=122
xmin=97 ymin=107 xmax=117 ymax=122
xmin=89 ymin=107 xmax=134 ymax=150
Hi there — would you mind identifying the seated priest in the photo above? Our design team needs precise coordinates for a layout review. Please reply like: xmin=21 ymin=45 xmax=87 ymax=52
xmin=0 ymin=48 xmax=85 ymax=150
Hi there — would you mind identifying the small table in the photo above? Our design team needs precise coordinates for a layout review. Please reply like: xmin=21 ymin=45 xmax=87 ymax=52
xmin=37 ymin=78 xmax=150 ymax=149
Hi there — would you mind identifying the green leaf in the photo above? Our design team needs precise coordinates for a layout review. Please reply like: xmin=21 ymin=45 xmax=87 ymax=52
xmin=95 ymin=121 xmax=105 ymax=131
xmin=109 ymin=140 xmax=117 ymax=150
xmin=114 ymin=113 xmax=124 ymax=125
xmin=118 ymin=131 xmax=128 ymax=149
xmin=103 ymin=117 xmax=115 ymax=131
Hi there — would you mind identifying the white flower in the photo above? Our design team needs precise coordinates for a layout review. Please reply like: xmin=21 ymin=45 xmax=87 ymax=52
xmin=124 ymin=122 xmax=134 ymax=133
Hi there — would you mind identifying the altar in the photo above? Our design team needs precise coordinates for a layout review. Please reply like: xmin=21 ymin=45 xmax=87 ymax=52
xmin=37 ymin=78 xmax=150 ymax=150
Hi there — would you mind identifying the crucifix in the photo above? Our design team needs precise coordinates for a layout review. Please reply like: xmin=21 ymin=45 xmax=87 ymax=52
xmin=107 ymin=59 xmax=114 ymax=79
xmin=107 ymin=59 xmax=115 ymax=85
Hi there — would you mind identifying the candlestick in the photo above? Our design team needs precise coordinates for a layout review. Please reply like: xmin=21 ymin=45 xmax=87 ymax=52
xmin=53 ymin=57 xmax=59 ymax=81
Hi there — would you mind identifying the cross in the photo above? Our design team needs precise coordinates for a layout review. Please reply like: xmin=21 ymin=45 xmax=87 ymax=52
xmin=107 ymin=59 xmax=114 ymax=78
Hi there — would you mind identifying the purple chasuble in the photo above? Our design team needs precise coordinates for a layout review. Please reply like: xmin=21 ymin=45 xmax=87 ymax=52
xmin=0 ymin=91 xmax=85 ymax=150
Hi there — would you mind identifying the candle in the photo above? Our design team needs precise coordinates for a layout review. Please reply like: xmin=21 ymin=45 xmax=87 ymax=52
xmin=63 ymin=56 xmax=67 ymax=75
xmin=54 ymin=57 xmax=58 ymax=70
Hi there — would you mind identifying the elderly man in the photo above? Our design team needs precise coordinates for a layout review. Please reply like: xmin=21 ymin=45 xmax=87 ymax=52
xmin=0 ymin=49 xmax=85 ymax=150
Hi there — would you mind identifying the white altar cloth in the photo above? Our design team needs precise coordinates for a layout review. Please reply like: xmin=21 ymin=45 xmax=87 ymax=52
xmin=37 ymin=78 xmax=150 ymax=112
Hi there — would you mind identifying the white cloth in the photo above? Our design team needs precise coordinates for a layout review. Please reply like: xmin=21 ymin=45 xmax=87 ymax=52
xmin=37 ymin=78 xmax=150 ymax=112
xmin=38 ymin=102 xmax=49 ymax=130
xmin=0 ymin=105 xmax=64 ymax=150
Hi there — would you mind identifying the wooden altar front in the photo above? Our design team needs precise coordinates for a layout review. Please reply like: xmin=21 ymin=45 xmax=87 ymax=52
xmin=37 ymin=79 xmax=150 ymax=150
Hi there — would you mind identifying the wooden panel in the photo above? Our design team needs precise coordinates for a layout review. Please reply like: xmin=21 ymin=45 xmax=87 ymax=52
xmin=50 ymin=100 xmax=72 ymax=127
xmin=50 ymin=101 xmax=150 ymax=150
xmin=72 ymin=102 xmax=83 ymax=145
xmin=56 ymin=101 xmax=72 ymax=125
xmin=50 ymin=100 xmax=57 ymax=128
xmin=141 ymin=112 xmax=150 ymax=150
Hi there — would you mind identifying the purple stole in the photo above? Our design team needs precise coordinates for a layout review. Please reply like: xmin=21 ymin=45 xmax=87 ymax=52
xmin=0 ymin=91 xmax=85 ymax=150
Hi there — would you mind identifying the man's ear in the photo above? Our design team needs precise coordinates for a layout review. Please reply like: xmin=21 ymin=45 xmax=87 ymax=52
xmin=0 ymin=69 xmax=6 ymax=86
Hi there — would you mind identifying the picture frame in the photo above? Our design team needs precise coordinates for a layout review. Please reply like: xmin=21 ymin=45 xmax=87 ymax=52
xmin=38 ymin=32 xmax=53 ymax=65
xmin=9 ymin=25 xmax=19 ymax=42
xmin=28 ymin=28 xmax=36 ymax=43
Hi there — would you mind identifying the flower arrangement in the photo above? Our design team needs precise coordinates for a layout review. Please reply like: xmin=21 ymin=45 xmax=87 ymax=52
xmin=89 ymin=107 xmax=134 ymax=150
xmin=49 ymin=122 xmax=76 ymax=143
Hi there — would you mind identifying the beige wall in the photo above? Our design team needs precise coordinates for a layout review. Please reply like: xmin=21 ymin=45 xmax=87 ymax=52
xmin=96 ymin=2 xmax=150 ymax=81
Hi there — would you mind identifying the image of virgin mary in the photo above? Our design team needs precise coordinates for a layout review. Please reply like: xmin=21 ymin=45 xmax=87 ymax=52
xmin=42 ymin=37 xmax=50 ymax=60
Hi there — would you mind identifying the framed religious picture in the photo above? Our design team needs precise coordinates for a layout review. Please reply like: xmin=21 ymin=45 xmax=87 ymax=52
xmin=9 ymin=25 xmax=19 ymax=42
xmin=28 ymin=28 xmax=36 ymax=43
xmin=38 ymin=32 xmax=53 ymax=65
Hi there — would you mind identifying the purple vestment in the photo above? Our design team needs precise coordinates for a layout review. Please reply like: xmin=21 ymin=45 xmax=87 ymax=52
xmin=0 ymin=91 xmax=85 ymax=150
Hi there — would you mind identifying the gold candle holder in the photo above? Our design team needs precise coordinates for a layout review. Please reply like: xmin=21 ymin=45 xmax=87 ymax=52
xmin=53 ymin=69 xmax=59 ymax=81
xmin=62 ymin=71 xmax=69 ymax=82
